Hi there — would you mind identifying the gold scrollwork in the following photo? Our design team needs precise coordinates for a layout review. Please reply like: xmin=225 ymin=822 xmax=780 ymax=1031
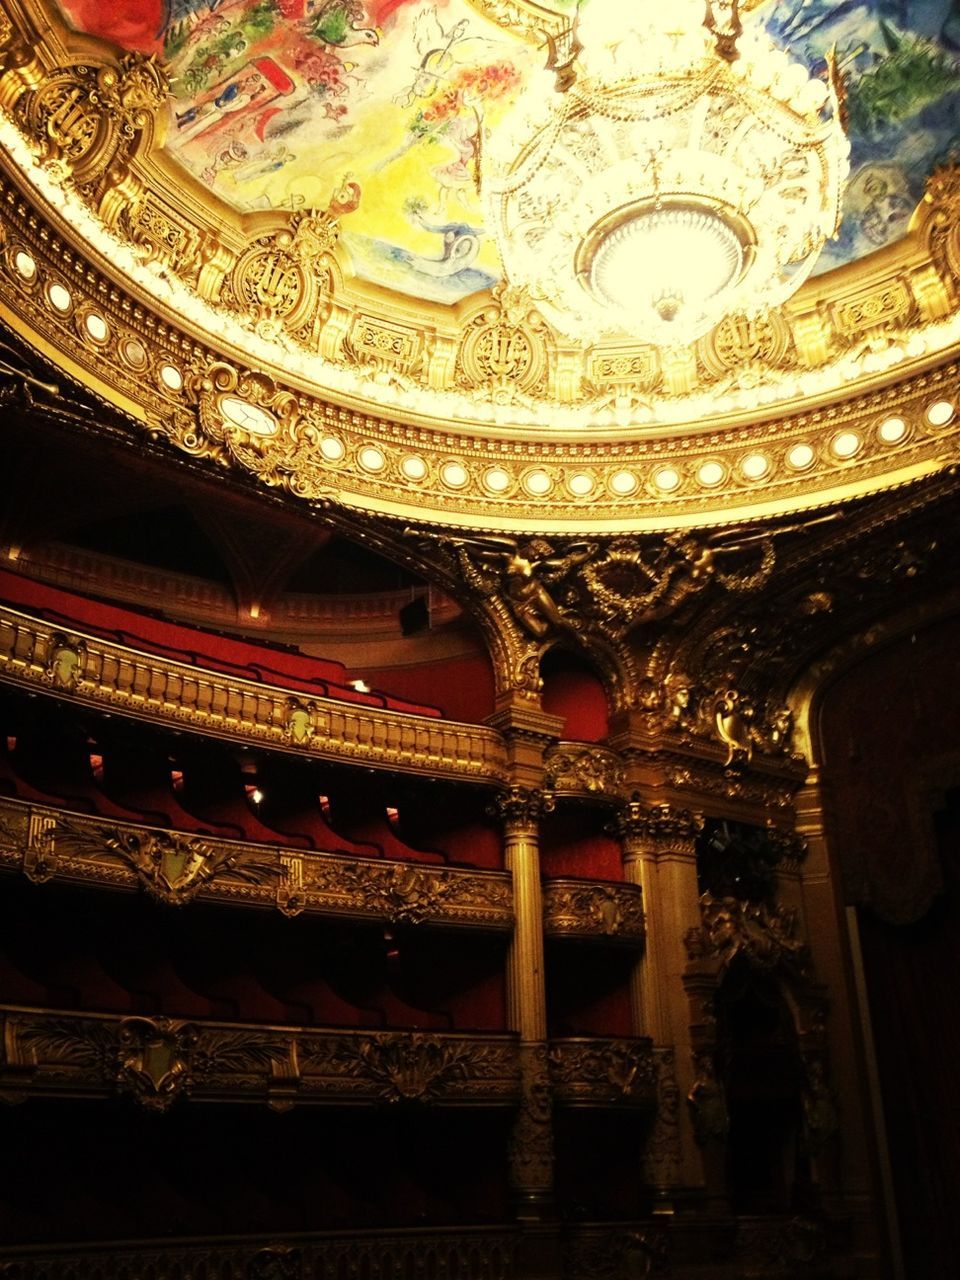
xmin=223 ymin=209 xmax=339 ymax=340
xmin=457 ymin=283 xmax=549 ymax=400
xmin=14 ymin=54 xmax=166 ymax=199
xmin=699 ymin=309 xmax=793 ymax=380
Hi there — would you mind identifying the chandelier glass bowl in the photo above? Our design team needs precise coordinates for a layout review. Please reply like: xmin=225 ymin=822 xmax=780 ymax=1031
xmin=483 ymin=0 xmax=850 ymax=348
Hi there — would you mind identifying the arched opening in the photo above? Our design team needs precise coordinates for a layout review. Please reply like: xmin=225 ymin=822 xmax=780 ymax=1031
xmin=539 ymin=647 xmax=610 ymax=741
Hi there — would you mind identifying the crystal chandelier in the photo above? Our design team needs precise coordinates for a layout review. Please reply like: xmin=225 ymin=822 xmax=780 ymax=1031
xmin=483 ymin=0 xmax=849 ymax=348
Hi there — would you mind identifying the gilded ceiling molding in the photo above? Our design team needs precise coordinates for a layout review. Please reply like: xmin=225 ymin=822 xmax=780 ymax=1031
xmin=0 ymin=796 xmax=515 ymax=930
xmin=0 ymin=603 xmax=509 ymax=784
xmin=0 ymin=2 xmax=958 ymax=530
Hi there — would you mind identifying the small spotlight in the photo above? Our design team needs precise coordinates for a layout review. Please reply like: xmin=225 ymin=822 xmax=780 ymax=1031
xmin=350 ymin=679 xmax=371 ymax=693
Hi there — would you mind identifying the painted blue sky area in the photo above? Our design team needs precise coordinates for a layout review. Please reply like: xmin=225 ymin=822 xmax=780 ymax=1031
xmin=759 ymin=1 xmax=960 ymax=272
xmin=343 ymin=232 xmax=498 ymax=303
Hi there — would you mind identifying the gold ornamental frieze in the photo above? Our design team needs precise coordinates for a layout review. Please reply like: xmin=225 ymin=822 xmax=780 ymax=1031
xmin=0 ymin=1007 xmax=522 ymax=1109
xmin=0 ymin=605 xmax=509 ymax=784
xmin=0 ymin=796 xmax=515 ymax=928
xmin=542 ymin=879 xmax=645 ymax=945
xmin=0 ymin=3 xmax=959 ymax=530
xmin=548 ymin=1037 xmax=658 ymax=1108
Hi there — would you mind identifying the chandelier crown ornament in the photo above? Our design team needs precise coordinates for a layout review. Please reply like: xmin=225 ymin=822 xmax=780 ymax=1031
xmin=483 ymin=0 xmax=850 ymax=348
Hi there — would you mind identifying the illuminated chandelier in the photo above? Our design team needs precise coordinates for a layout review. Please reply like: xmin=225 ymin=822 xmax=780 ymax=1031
xmin=483 ymin=0 xmax=850 ymax=348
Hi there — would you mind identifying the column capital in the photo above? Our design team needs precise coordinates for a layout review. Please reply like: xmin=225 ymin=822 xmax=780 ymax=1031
xmin=490 ymin=785 xmax=555 ymax=833
xmin=613 ymin=794 xmax=703 ymax=858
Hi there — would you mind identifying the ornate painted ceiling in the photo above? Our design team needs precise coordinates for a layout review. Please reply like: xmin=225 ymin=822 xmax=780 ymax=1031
xmin=0 ymin=0 xmax=958 ymax=532
xmin=52 ymin=0 xmax=960 ymax=298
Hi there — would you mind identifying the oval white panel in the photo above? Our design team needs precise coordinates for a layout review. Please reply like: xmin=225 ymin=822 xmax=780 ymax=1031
xmin=220 ymin=396 xmax=277 ymax=436
xmin=610 ymin=469 xmax=638 ymax=495
xmin=13 ymin=251 xmax=36 ymax=281
xmin=120 ymin=338 xmax=148 ymax=370
xmin=47 ymin=282 xmax=71 ymax=313
xmin=320 ymin=436 xmax=345 ymax=462
xmin=160 ymin=364 xmax=183 ymax=392
xmin=568 ymin=473 xmax=595 ymax=496
xmin=878 ymin=416 xmax=907 ymax=444
xmin=787 ymin=443 xmax=815 ymax=470
xmin=831 ymin=431 xmax=861 ymax=459
xmin=401 ymin=455 xmax=427 ymax=481
xmin=524 ymin=470 xmax=552 ymax=496
xmin=441 ymin=462 xmax=468 ymax=488
xmin=83 ymin=312 xmax=109 ymax=344
xmin=697 ymin=461 xmax=725 ymax=488
xmin=653 ymin=466 xmax=680 ymax=492
xmin=741 ymin=453 xmax=770 ymax=480
xmin=484 ymin=467 xmax=511 ymax=493
xmin=926 ymin=400 xmax=955 ymax=428
xmin=359 ymin=446 xmax=386 ymax=472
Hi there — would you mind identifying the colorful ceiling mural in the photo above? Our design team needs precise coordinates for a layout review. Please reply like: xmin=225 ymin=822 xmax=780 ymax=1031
xmin=54 ymin=0 xmax=960 ymax=302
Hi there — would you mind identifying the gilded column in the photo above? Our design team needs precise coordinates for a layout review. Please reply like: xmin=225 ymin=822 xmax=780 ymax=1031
xmin=492 ymin=785 xmax=555 ymax=1218
xmin=614 ymin=796 xmax=705 ymax=1202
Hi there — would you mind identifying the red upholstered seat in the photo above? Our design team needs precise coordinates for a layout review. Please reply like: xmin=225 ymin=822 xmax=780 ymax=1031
xmin=0 ymin=568 xmax=443 ymax=717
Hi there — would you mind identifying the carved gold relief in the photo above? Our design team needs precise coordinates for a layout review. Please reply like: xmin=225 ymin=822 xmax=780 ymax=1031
xmin=509 ymin=1042 xmax=553 ymax=1196
xmin=685 ymin=891 xmax=810 ymax=976
xmin=543 ymin=744 xmax=624 ymax=799
xmin=2 ymin=1008 xmax=522 ymax=1109
xmin=54 ymin=817 xmax=276 ymax=907
xmin=643 ymin=1048 xmax=683 ymax=1191
xmin=12 ymin=53 xmax=166 ymax=203
xmin=542 ymin=880 xmax=645 ymax=944
xmin=830 ymin=280 xmax=915 ymax=344
xmin=223 ymin=210 xmax=339 ymax=340
xmin=345 ymin=315 xmax=424 ymax=376
xmin=0 ymin=1228 xmax=518 ymax=1279
xmin=456 ymin=284 xmax=549 ymax=401
xmin=614 ymin=799 xmax=703 ymax=856
xmin=548 ymin=1038 xmax=657 ymax=1107
xmin=0 ymin=797 xmax=514 ymax=929
xmin=698 ymin=310 xmax=793 ymax=381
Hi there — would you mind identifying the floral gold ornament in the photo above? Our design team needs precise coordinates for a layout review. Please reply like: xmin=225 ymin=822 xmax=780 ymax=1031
xmin=483 ymin=0 xmax=849 ymax=346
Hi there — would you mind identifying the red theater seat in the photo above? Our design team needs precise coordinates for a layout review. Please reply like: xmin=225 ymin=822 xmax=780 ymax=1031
xmin=0 ymin=569 xmax=442 ymax=717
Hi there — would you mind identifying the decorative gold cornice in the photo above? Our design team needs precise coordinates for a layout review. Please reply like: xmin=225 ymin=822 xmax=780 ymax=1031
xmin=0 ymin=1007 xmax=522 ymax=1110
xmin=0 ymin=797 xmax=514 ymax=930
xmin=0 ymin=603 xmax=508 ymax=784
xmin=0 ymin=25 xmax=958 ymax=533
xmin=542 ymin=879 xmax=645 ymax=945
xmin=548 ymin=1037 xmax=657 ymax=1108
